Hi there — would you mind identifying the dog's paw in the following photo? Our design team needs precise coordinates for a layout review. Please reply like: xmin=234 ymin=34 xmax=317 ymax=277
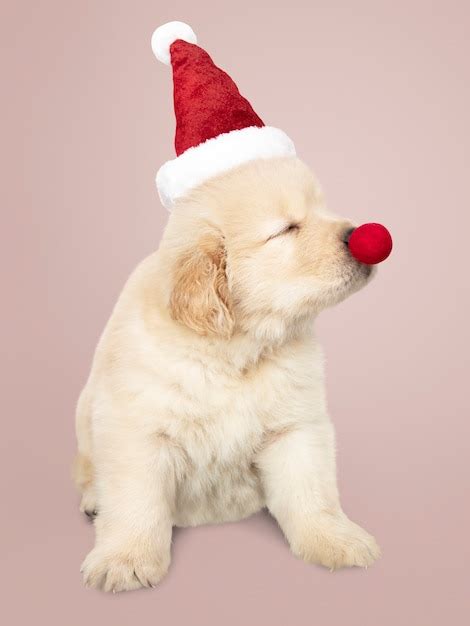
xmin=79 ymin=488 xmax=98 ymax=520
xmin=81 ymin=545 xmax=169 ymax=592
xmin=291 ymin=512 xmax=381 ymax=570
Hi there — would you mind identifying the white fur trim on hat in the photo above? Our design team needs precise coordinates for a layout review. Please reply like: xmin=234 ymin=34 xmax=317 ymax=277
xmin=156 ymin=126 xmax=296 ymax=210
xmin=151 ymin=21 xmax=197 ymax=65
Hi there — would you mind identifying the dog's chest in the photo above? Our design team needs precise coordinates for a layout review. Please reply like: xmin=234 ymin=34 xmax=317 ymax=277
xmin=155 ymin=341 xmax=320 ymax=525
xmin=171 ymin=374 xmax=269 ymax=465
xmin=160 ymin=354 xmax=274 ymax=452
xmin=165 ymin=351 xmax=307 ymax=476
xmin=171 ymin=380 xmax=268 ymax=525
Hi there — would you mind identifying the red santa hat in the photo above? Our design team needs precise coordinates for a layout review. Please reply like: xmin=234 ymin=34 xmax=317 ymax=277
xmin=151 ymin=21 xmax=296 ymax=209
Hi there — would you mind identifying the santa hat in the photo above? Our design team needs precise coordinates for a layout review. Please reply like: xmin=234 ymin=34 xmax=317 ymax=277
xmin=151 ymin=21 xmax=296 ymax=209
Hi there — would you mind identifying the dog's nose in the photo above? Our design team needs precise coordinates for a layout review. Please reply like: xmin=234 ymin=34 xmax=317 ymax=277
xmin=342 ymin=227 xmax=355 ymax=245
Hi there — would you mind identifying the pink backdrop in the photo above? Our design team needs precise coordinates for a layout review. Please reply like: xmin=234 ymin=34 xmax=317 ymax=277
xmin=2 ymin=1 xmax=469 ymax=624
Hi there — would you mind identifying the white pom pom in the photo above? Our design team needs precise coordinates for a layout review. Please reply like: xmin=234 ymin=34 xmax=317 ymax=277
xmin=151 ymin=21 xmax=197 ymax=66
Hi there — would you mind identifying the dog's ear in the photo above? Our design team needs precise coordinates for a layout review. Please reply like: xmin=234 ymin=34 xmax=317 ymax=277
xmin=169 ymin=231 xmax=234 ymax=338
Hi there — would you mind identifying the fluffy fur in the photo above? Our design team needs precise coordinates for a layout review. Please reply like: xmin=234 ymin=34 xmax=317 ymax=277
xmin=156 ymin=126 xmax=296 ymax=209
xmin=74 ymin=157 xmax=380 ymax=592
xmin=151 ymin=21 xmax=197 ymax=65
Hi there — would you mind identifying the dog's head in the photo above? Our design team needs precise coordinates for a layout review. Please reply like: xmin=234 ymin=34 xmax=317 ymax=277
xmin=164 ymin=158 xmax=373 ymax=340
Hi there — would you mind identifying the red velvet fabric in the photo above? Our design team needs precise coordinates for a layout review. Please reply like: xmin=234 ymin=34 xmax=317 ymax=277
xmin=170 ymin=40 xmax=264 ymax=156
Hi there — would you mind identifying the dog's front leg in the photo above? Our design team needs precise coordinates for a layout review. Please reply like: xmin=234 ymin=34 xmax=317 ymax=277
xmin=81 ymin=434 xmax=174 ymax=592
xmin=257 ymin=421 xmax=381 ymax=570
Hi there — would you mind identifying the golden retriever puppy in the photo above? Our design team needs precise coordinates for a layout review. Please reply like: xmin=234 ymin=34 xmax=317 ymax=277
xmin=74 ymin=156 xmax=380 ymax=592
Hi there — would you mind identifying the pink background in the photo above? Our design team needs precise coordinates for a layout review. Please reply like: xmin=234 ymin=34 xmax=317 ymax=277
xmin=2 ymin=1 xmax=469 ymax=624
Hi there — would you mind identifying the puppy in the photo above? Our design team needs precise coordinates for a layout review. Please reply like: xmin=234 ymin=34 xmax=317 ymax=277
xmin=74 ymin=157 xmax=381 ymax=592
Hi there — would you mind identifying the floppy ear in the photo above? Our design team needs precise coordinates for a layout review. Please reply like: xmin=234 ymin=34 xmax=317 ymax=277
xmin=169 ymin=231 xmax=234 ymax=338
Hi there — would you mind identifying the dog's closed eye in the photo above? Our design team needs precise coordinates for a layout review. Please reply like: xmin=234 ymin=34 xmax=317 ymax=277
xmin=267 ymin=222 xmax=301 ymax=241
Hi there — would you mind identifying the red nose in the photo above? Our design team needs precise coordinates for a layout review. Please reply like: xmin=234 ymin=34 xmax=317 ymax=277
xmin=347 ymin=223 xmax=393 ymax=265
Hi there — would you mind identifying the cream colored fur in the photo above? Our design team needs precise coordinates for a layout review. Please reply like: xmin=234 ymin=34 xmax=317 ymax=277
xmin=74 ymin=157 xmax=380 ymax=592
